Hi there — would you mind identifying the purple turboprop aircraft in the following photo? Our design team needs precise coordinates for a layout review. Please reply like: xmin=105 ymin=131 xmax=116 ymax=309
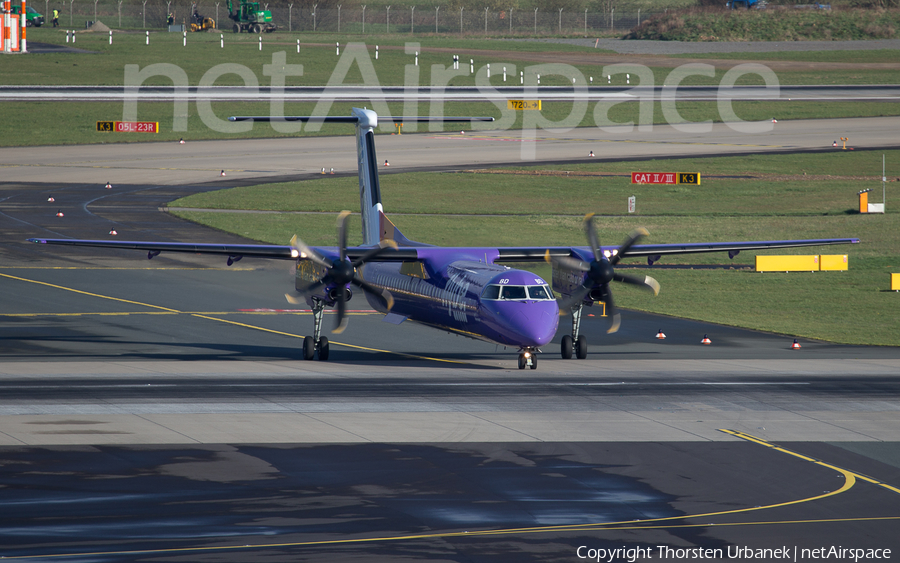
xmin=30 ymin=108 xmax=859 ymax=369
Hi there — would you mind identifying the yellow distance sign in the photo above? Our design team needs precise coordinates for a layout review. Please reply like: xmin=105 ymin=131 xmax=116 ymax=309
xmin=507 ymin=100 xmax=541 ymax=111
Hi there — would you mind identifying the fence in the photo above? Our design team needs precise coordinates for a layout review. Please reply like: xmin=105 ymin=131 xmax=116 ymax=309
xmin=49 ymin=1 xmax=656 ymax=34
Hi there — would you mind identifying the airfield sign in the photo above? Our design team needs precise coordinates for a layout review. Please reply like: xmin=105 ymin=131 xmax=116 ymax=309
xmin=632 ymin=172 xmax=701 ymax=185
xmin=507 ymin=100 xmax=541 ymax=110
xmin=96 ymin=121 xmax=159 ymax=133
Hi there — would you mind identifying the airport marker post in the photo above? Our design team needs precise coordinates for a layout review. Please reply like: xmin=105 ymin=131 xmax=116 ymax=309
xmin=20 ymin=0 xmax=26 ymax=52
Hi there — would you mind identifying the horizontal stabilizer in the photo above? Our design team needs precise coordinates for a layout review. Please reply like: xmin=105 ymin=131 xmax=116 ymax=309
xmin=230 ymin=115 xmax=494 ymax=124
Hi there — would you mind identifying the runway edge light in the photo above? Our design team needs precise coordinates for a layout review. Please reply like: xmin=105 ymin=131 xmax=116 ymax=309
xmin=656 ymin=329 xmax=666 ymax=340
xmin=701 ymin=334 xmax=711 ymax=345
xmin=791 ymin=339 xmax=801 ymax=350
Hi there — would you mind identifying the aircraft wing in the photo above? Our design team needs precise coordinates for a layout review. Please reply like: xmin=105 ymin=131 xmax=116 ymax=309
xmin=494 ymin=237 xmax=860 ymax=262
xmin=26 ymin=238 xmax=420 ymax=262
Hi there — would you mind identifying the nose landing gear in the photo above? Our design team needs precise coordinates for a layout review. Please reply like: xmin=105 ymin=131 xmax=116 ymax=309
xmin=518 ymin=348 xmax=538 ymax=370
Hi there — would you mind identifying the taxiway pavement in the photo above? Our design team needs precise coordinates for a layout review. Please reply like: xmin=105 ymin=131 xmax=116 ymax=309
xmin=1 ymin=120 xmax=898 ymax=561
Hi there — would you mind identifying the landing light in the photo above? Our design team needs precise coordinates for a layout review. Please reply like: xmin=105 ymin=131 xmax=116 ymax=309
xmin=603 ymin=250 xmax=611 ymax=258
xmin=290 ymin=249 xmax=300 ymax=258
xmin=523 ymin=351 xmax=531 ymax=358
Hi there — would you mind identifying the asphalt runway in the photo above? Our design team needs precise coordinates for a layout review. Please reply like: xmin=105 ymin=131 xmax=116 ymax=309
xmin=1 ymin=121 xmax=899 ymax=561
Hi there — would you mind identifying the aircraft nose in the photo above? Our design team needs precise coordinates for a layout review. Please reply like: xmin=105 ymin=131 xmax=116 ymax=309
xmin=488 ymin=301 xmax=558 ymax=347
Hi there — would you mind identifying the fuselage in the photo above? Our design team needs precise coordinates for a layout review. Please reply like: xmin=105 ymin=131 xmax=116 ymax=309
xmin=360 ymin=260 xmax=559 ymax=348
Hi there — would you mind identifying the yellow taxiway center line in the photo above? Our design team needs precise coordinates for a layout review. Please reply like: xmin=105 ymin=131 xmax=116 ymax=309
xmin=721 ymin=429 xmax=900 ymax=495
xmin=2 ymin=428 xmax=889 ymax=560
xmin=0 ymin=273 xmax=180 ymax=313
xmin=1 ymin=272 xmax=468 ymax=365
xmin=191 ymin=314 xmax=468 ymax=364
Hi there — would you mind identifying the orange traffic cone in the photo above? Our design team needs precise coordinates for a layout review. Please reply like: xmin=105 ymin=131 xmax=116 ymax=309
xmin=56 ymin=210 xmax=64 ymax=217
xmin=656 ymin=329 xmax=666 ymax=340
xmin=791 ymin=339 xmax=801 ymax=350
xmin=384 ymin=160 xmax=390 ymax=167
xmin=589 ymin=150 xmax=594 ymax=157
xmin=832 ymin=140 xmax=837 ymax=147
xmin=701 ymin=334 xmax=711 ymax=345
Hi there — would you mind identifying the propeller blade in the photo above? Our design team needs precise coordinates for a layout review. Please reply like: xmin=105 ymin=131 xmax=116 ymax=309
xmin=336 ymin=210 xmax=351 ymax=262
xmin=351 ymin=276 xmax=395 ymax=311
xmin=284 ymin=293 xmax=305 ymax=305
xmin=350 ymin=239 xmax=398 ymax=268
xmin=557 ymin=285 xmax=592 ymax=313
xmin=290 ymin=235 xmax=331 ymax=269
xmin=332 ymin=289 xmax=348 ymax=334
xmin=552 ymin=255 xmax=591 ymax=273
xmin=285 ymin=279 xmax=327 ymax=304
xmin=597 ymin=285 xmax=621 ymax=334
xmin=583 ymin=213 xmax=603 ymax=263
xmin=610 ymin=227 xmax=649 ymax=266
xmin=613 ymin=273 xmax=660 ymax=296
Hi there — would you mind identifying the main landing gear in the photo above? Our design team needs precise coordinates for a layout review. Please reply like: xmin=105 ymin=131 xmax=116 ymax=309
xmin=518 ymin=347 xmax=538 ymax=370
xmin=302 ymin=299 xmax=330 ymax=361
xmin=560 ymin=303 xmax=588 ymax=360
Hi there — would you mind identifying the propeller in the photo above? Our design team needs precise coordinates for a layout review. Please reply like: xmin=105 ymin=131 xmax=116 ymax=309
xmin=285 ymin=211 xmax=397 ymax=334
xmin=547 ymin=214 xmax=660 ymax=334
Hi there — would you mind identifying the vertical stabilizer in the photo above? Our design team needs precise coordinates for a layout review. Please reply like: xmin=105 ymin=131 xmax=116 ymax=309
xmin=353 ymin=108 xmax=383 ymax=247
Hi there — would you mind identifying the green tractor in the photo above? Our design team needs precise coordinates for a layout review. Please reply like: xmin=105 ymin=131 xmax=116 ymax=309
xmin=227 ymin=0 xmax=276 ymax=33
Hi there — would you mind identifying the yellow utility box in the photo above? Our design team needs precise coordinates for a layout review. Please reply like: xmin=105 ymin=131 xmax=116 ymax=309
xmin=858 ymin=189 xmax=870 ymax=213
xmin=820 ymin=255 xmax=848 ymax=271
xmin=892 ymin=273 xmax=900 ymax=291
xmin=756 ymin=255 xmax=820 ymax=272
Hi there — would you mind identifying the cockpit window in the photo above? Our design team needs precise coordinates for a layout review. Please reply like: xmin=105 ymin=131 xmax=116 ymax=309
xmin=527 ymin=285 xmax=553 ymax=300
xmin=481 ymin=284 xmax=501 ymax=300
xmin=482 ymin=284 xmax=554 ymax=301
xmin=501 ymin=286 xmax=527 ymax=300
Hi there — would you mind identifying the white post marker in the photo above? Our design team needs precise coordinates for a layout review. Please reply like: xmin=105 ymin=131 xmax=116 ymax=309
xmin=296 ymin=38 xmax=299 ymax=53
xmin=221 ymin=33 xmax=224 ymax=47
xmin=469 ymin=58 xmax=473 ymax=74
xmin=627 ymin=73 xmax=630 ymax=84
xmin=109 ymin=30 xmax=112 ymax=44
xmin=183 ymin=30 xmax=186 ymax=46
xmin=375 ymin=44 xmax=378 ymax=59
xmin=537 ymin=74 xmax=540 ymax=85
xmin=258 ymin=35 xmax=261 ymax=50
xmin=146 ymin=30 xmax=149 ymax=44
xmin=503 ymin=66 xmax=506 ymax=81
xmin=415 ymin=51 xmax=418 ymax=66
xmin=336 ymin=41 xmax=339 ymax=55
xmin=520 ymin=71 xmax=523 ymax=85
xmin=487 ymin=63 xmax=490 ymax=78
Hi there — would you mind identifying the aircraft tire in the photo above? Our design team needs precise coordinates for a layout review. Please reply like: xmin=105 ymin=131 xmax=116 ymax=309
xmin=517 ymin=354 xmax=527 ymax=370
xmin=302 ymin=336 xmax=315 ymax=360
xmin=575 ymin=336 xmax=588 ymax=359
xmin=529 ymin=353 xmax=538 ymax=370
xmin=317 ymin=336 xmax=330 ymax=361
xmin=561 ymin=335 xmax=573 ymax=359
